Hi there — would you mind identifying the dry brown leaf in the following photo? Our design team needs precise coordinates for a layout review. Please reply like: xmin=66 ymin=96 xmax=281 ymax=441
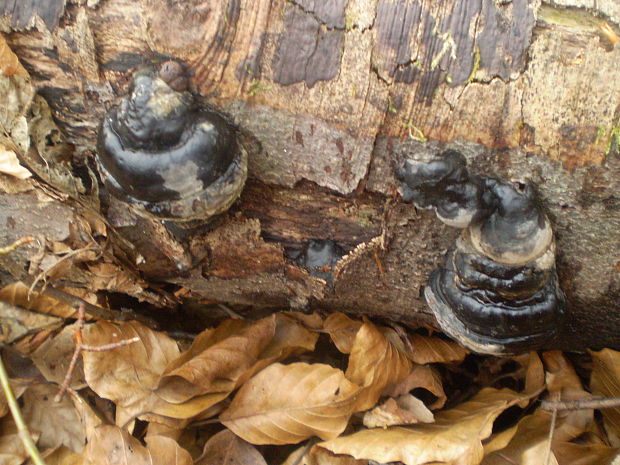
xmin=319 ymin=388 xmax=530 ymax=465
xmin=283 ymin=445 xmax=369 ymax=465
xmin=145 ymin=435 xmax=193 ymax=465
xmin=543 ymin=351 xmax=593 ymax=440
xmin=82 ymin=320 xmax=181 ymax=426
xmin=240 ymin=312 xmax=320 ymax=385
xmin=0 ymin=34 xmax=28 ymax=77
xmin=31 ymin=323 xmax=86 ymax=388
xmin=196 ymin=429 xmax=267 ymax=465
xmin=324 ymin=312 xmax=363 ymax=354
xmin=83 ymin=425 xmax=151 ymax=465
xmin=553 ymin=441 xmax=620 ymax=465
xmin=0 ymin=379 xmax=28 ymax=418
xmin=383 ymin=363 xmax=447 ymax=409
xmin=408 ymin=333 xmax=468 ymax=364
xmin=153 ymin=314 xmax=318 ymax=420
xmin=0 ymin=281 xmax=78 ymax=319
xmin=590 ymin=348 xmax=620 ymax=446
xmin=363 ymin=394 xmax=434 ymax=428
xmin=42 ymin=446 xmax=83 ymax=465
xmin=0 ymin=417 xmax=36 ymax=465
xmin=523 ymin=351 xmax=545 ymax=397
xmin=482 ymin=411 xmax=557 ymax=465
xmin=0 ymin=146 xmax=31 ymax=179
xmin=0 ymin=300 xmax=61 ymax=343
xmin=22 ymin=382 xmax=85 ymax=452
xmin=282 ymin=310 xmax=324 ymax=330
xmin=68 ymin=390 xmax=104 ymax=445
xmin=156 ymin=317 xmax=275 ymax=405
xmin=86 ymin=263 xmax=144 ymax=295
xmin=220 ymin=362 xmax=361 ymax=445
xmin=346 ymin=320 xmax=412 ymax=411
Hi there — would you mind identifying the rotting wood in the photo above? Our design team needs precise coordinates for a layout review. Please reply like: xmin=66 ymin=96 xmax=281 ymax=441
xmin=0 ymin=0 xmax=618 ymax=351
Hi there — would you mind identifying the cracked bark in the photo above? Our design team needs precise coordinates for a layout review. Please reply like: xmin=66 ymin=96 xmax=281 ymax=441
xmin=0 ymin=0 xmax=619 ymax=351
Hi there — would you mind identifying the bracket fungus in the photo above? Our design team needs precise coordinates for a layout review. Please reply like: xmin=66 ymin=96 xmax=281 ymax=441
xmin=396 ymin=150 xmax=566 ymax=355
xmin=96 ymin=61 xmax=247 ymax=223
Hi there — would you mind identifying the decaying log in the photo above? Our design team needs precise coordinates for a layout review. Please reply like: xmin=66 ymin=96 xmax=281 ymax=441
xmin=0 ymin=0 xmax=618 ymax=350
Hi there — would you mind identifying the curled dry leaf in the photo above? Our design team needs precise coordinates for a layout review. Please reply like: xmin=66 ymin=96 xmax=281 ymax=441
xmin=590 ymin=348 xmax=620 ymax=446
xmin=0 ymin=146 xmax=31 ymax=179
xmin=319 ymin=388 xmax=530 ymax=465
xmin=383 ymin=364 xmax=447 ymax=409
xmin=0 ymin=35 xmax=28 ymax=77
xmin=153 ymin=313 xmax=318 ymax=420
xmin=408 ymin=333 xmax=468 ymax=364
xmin=363 ymin=394 xmax=434 ymax=428
xmin=553 ymin=441 xmax=620 ymax=465
xmin=324 ymin=312 xmax=363 ymax=354
xmin=481 ymin=411 xmax=558 ymax=465
xmin=0 ymin=300 xmax=61 ymax=343
xmin=220 ymin=362 xmax=361 ymax=445
xmin=144 ymin=435 xmax=193 ymax=465
xmin=345 ymin=320 xmax=412 ymax=411
xmin=543 ymin=351 xmax=593 ymax=440
xmin=0 ymin=281 xmax=77 ymax=319
xmin=196 ymin=429 xmax=267 ymax=465
xmin=283 ymin=445 xmax=369 ymax=465
xmin=22 ymin=382 xmax=85 ymax=452
xmin=82 ymin=320 xmax=181 ymax=426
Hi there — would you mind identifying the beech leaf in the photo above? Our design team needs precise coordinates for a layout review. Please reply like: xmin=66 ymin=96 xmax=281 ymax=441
xmin=481 ymin=411 xmax=557 ymax=465
xmin=319 ymin=388 xmax=530 ymax=465
xmin=408 ymin=334 xmax=468 ymax=364
xmin=82 ymin=320 xmax=181 ymax=426
xmin=345 ymin=320 xmax=412 ymax=411
xmin=220 ymin=362 xmax=361 ymax=445
xmin=324 ymin=312 xmax=363 ymax=354
xmin=590 ymin=348 xmax=620 ymax=446
xmin=22 ymin=382 xmax=85 ymax=452
xmin=196 ymin=429 xmax=267 ymax=465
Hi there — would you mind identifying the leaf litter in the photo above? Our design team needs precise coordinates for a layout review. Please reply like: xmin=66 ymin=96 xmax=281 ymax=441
xmin=0 ymin=287 xmax=619 ymax=465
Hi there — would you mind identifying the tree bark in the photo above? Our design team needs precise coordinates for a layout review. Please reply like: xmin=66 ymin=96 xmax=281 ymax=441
xmin=0 ymin=0 xmax=618 ymax=349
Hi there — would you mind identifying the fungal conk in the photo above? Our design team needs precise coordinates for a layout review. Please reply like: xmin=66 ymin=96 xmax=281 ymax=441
xmin=96 ymin=61 xmax=247 ymax=223
xmin=396 ymin=150 xmax=566 ymax=355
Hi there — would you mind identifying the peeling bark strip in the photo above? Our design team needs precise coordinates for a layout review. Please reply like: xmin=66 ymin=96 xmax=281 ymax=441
xmin=374 ymin=0 xmax=537 ymax=103
xmin=272 ymin=1 xmax=346 ymax=88
xmin=0 ymin=0 xmax=65 ymax=31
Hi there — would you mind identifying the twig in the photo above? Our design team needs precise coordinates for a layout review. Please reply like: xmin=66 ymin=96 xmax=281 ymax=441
xmin=0 ymin=236 xmax=35 ymax=255
xmin=544 ymin=393 xmax=559 ymax=465
xmin=0 ymin=352 xmax=46 ymax=465
xmin=541 ymin=397 xmax=620 ymax=411
xmin=55 ymin=303 xmax=139 ymax=402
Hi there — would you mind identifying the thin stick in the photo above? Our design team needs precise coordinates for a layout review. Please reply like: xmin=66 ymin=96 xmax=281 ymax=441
xmin=0 ymin=354 xmax=46 ymax=465
xmin=0 ymin=236 xmax=35 ymax=255
xmin=55 ymin=304 xmax=139 ymax=402
xmin=544 ymin=393 xmax=559 ymax=465
xmin=541 ymin=397 xmax=620 ymax=411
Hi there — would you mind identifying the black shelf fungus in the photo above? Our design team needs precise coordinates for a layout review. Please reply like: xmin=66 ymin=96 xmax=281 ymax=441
xmin=396 ymin=149 xmax=566 ymax=355
xmin=96 ymin=61 xmax=247 ymax=223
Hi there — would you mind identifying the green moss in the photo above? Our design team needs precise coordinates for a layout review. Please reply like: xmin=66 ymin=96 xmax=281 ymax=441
xmin=466 ymin=46 xmax=481 ymax=85
xmin=247 ymin=80 xmax=273 ymax=97
xmin=606 ymin=127 xmax=620 ymax=155
xmin=594 ymin=125 xmax=607 ymax=145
